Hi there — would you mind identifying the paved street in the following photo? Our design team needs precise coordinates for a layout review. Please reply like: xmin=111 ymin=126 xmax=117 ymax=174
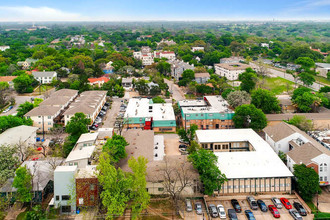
xmin=102 ymin=97 xmax=122 ymax=128
xmin=251 ymin=63 xmax=324 ymax=91
xmin=165 ymin=78 xmax=185 ymax=101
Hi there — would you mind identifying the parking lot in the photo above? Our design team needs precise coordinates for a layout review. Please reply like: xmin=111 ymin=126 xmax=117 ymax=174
xmin=183 ymin=199 xmax=209 ymax=220
xmin=163 ymin=133 xmax=182 ymax=156
xmin=190 ymin=194 xmax=314 ymax=220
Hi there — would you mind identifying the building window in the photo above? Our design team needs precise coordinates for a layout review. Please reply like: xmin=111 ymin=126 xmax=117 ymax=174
xmin=61 ymin=206 xmax=71 ymax=213
xmin=62 ymin=195 xmax=71 ymax=200
xmin=90 ymin=184 xmax=95 ymax=190
xmin=48 ymin=116 xmax=51 ymax=119
xmin=222 ymin=144 xmax=229 ymax=149
xmin=48 ymin=122 xmax=51 ymax=125
xmin=55 ymin=195 xmax=59 ymax=201
xmin=325 ymin=176 xmax=328 ymax=181
xmin=320 ymin=177 xmax=323 ymax=181
xmin=158 ymin=188 xmax=164 ymax=192
xmin=38 ymin=116 xmax=41 ymax=118
xmin=324 ymin=163 xmax=328 ymax=172
xmin=74 ymin=162 xmax=78 ymax=166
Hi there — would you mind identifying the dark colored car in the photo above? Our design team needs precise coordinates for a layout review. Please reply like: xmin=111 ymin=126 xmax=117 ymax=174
xmin=257 ymin=199 xmax=268 ymax=212
xmin=268 ymin=205 xmax=280 ymax=218
xmin=293 ymin=202 xmax=307 ymax=216
xmin=245 ymin=210 xmax=256 ymax=220
xmin=208 ymin=204 xmax=218 ymax=218
xmin=227 ymin=209 xmax=238 ymax=220
xmin=280 ymin=197 xmax=292 ymax=209
xmin=179 ymin=144 xmax=187 ymax=149
xmin=231 ymin=199 xmax=241 ymax=213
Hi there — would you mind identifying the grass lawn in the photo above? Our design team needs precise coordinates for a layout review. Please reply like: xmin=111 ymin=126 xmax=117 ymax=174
xmin=306 ymin=201 xmax=330 ymax=219
xmin=257 ymin=77 xmax=295 ymax=95
xmin=315 ymin=75 xmax=330 ymax=86
xmin=16 ymin=210 xmax=28 ymax=220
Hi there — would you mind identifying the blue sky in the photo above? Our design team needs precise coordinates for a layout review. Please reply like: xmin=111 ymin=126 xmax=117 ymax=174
xmin=0 ymin=0 xmax=329 ymax=21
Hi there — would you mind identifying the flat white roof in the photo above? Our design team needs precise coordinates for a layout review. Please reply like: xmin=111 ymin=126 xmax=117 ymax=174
xmin=152 ymin=104 xmax=175 ymax=121
xmin=154 ymin=135 xmax=165 ymax=161
xmin=196 ymin=129 xmax=293 ymax=179
xmin=76 ymin=165 xmax=98 ymax=178
xmin=125 ymin=98 xmax=175 ymax=121
xmin=178 ymin=99 xmax=207 ymax=107
xmin=76 ymin=132 xmax=98 ymax=144
xmin=204 ymin=96 xmax=233 ymax=113
xmin=55 ymin=165 xmax=77 ymax=172
xmin=66 ymin=145 xmax=96 ymax=162
xmin=182 ymin=106 xmax=221 ymax=114
xmin=0 ymin=125 xmax=38 ymax=146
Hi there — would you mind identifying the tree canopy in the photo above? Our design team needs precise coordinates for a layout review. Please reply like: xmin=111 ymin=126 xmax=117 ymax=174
xmin=226 ymin=90 xmax=251 ymax=109
xmin=13 ymin=166 xmax=32 ymax=203
xmin=102 ymin=133 xmax=129 ymax=163
xmin=239 ymin=68 xmax=257 ymax=93
xmin=232 ymin=104 xmax=267 ymax=130
xmin=251 ymin=89 xmax=281 ymax=113
xmin=293 ymin=164 xmax=321 ymax=202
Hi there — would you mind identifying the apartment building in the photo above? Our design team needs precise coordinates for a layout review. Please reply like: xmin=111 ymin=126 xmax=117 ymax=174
xmin=178 ymin=96 xmax=234 ymax=130
xmin=196 ymin=129 xmax=293 ymax=194
xmin=168 ymin=59 xmax=195 ymax=81
xmin=264 ymin=122 xmax=330 ymax=186
xmin=63 ymin=90 xmax=107 ymax=126
xmin=25 ymin=89 xmax=78 ymax=131
xmin=214 ymin=63 xmax=250 ymax=80
xmin=154 ymin=51 xmax=176 ymax=60
xmin=32 ymin=71 xmax=57 ymax=84
xmin=124 ymin=98 xmax=176 ymax=132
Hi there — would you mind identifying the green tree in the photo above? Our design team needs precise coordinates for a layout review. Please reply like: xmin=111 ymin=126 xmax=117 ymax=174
xmin=24 ymin=205 xmax=46 ymax=220
xmin=294 ymin=92 xmax=318 ymax=113
xmin=177 ymin=124 xmax=198 ymax=145
xmin=288 ymin=115 xmax=313 ymax=131
xmin=152 ymin=96 xmax=165 ymax=103
xmin=127 ymin=156 xmax=150 ymax=219
xmin=319 ymin=86 xmax=330 ymax=93
xmin=226 ymin=90 xmax=251 ymax=109
xmin=293 ymin=164 xmax=321 ymax=202
xmin=103 ymin=133 xmax=129 ymax=163
xmin=298 ymin=72 xmax=315 ymax=86
xmin=189 ymin=149 xmax=227 ymax=195
xmin=97 ymin=152 xmax=131 ymax=219
xmin=65 ymin=112 xmax=91 ymax=143
xmin=221 ymin=88 xmax=235 ymax=99
xmin=295 ymin=57 xmax=315 ymax=71
xmin=149 ymin=85 xmax=161 ymax=96
xmin=251 ymin=89 xmax=281 ymax=113
xmin=0 ymin=145 xmax=19 ymax=186
xmin=13 ymin=166 xmax=32 ymax=203
xmin=233 ymin=104 xmax=267 ymax=130
xmin=0 ymin=115 xmax=33 ymax=133
xmin=292 ymin=87 xmax=311 ymax=101
xmin=134 ymin=79 xmax=149 ymax=95
xmin=13 ymin=74 xmax=36 ymax=94
xmin=178 ymin=69 xmax=195 ymax=87
xmin=16 ymin=102 xmax=34 ymax=117
xmin=33 ymin=98 xmax=43 ymax=107
xmin=0 ymin=82 xmax=11 ymax=109
xmin=156 ymin=61 xmax=171 ymax=76
xmin=239 ymin=68 xmax=257 ymax=93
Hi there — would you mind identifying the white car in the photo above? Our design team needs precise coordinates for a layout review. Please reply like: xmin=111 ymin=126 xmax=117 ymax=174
xmin=217 ymin=204 xmax=226 ymax=219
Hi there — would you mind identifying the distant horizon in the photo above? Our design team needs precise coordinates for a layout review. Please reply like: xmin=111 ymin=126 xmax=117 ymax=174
xmin=0 ymin=0 xmax=329 ymax=22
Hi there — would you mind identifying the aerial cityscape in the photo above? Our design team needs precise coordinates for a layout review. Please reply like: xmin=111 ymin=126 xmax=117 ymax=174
xmin=0 ymin=1 xmax=330 ymax=220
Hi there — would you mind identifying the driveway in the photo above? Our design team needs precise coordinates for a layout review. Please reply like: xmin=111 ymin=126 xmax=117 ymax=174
xmin=102 ymin=97 xmax=123 ymax=128
xmin=251 ymin=63 xmax=323 ymax=91
xmin=163 ymin=133 xmax=181 ymax=156
xmin=164 ymin=79 xmax=185 ymax=101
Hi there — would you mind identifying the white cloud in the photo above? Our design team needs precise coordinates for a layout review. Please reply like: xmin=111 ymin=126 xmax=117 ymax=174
xmin=0 ymin=6 xmax=89 ymax=21
xmin=285 ymin=0 xmax=330 ymax=12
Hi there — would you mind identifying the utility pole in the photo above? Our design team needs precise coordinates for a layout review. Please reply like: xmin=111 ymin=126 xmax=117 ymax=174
xmin=42 ymin=116 xmax=45 ymax=140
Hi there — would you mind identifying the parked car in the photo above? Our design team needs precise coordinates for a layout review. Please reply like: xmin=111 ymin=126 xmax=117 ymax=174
xmin=179 ymin=139 xmax=189 ymax=144
xmin=289 ymin=209 xmax=303 ymax=220
xmin=185 ymin=199 xmax=192 ymax=212
xmin=245 ymin=210 xmax=256 ymax=220
xmin=246 ymin=196 xmax=258 ymax=210
xmin=102 ymin=106 xmax=108 ymax=110
xmin=208 ymin=204 xmax=218 ymax=218
xmin=227 ymin=209 xmax=238 ymax=220
xmin=231 ymin=199 xmax=241 ymax=213
xmin=89 ymin=125 xmax=97 ymax=131
xmin=179 ymin=144 xmax=187 ymax=149
xmin=100 ymin=110 xmax=106 ymax=114
xmin=93 ymin=123 xmax=99 ymax=128
xmin=104 ymin=102 xmax=110 ymax=106
xmin=217 ymin=204 xmax=226 ymax=219
xmin=293 ymin=202 xmax=307 ymax=216
xmin=257 ymin=199 xmax=267 ymax=212
xmin=179 ymin=148 xmax=188 ymax=155
xmin=268 ymin=205 xmax=280 ymax=218
xmin=271 ymin=197 xmax=283 ymax=209
xmin=280 ymin=197 xmax=292 ymax=209
xmin=195 ymin=202 xmax=202 ymax=215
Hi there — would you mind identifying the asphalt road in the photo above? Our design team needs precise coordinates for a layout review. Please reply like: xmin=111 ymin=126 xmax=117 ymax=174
xmin=102 ymin=97 xmax=123 ymax=128
xmin=164 ymin=78 xmax=185 ymax=101
xmin=251 ymin=63 xmax=324 ymax=91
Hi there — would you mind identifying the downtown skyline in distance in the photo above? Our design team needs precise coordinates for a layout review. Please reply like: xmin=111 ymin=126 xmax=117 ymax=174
xmin=0 ymin=0 xmax=329 ymax=22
